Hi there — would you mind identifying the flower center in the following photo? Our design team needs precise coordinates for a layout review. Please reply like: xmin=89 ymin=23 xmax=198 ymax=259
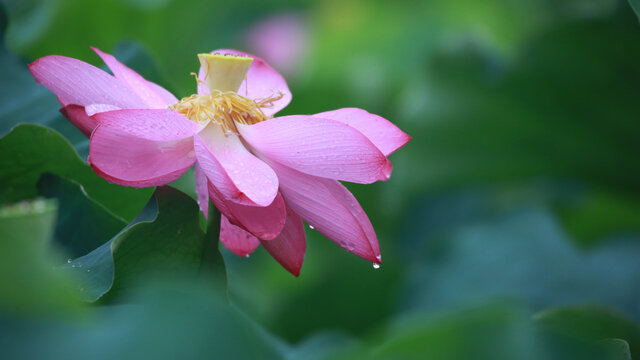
xmin=169 ymin=90 xmax=283 ymax=133
xmin=168 ymin=52 xmax=282 ymax=134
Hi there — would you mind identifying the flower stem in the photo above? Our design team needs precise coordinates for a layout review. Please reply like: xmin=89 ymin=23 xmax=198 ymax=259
xmin=200 ymin=200 xmax=227 ymax=297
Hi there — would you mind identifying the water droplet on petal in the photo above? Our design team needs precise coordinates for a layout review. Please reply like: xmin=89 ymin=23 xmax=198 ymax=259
xmin=372 ymin=263 xmax=381 ymax=269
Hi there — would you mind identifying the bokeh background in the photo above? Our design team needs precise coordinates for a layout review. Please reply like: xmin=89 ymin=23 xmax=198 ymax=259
xmin=2 ymin=0 xmax=640 ymax=359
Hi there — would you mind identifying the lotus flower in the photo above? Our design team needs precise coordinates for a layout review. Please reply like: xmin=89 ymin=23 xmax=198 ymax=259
xmin=29 ymin=48 xmax=410 ymax=276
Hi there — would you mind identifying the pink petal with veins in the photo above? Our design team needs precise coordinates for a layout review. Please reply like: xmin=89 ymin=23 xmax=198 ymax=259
xmin=194 ymin=163 xmax=210 ymax=218
xmin=207 ymin=182 xmax=286 ymax=240
xmin=314 ymin=108 xmax=410 ymax=156
xmin=92 ymin=47 xmax=174 ymax=109
xmin=89 ymin=109 xmax=199 ymax=187
xmin=90 ymin=163 xmax=193 ymax=188
xmin=239 ymin=115 xmax=391 ymax=184
xmin=86 ymin=104 xmax=121 ymax=116
xmin=194 ymin=124 xmax=278 ymax=207
xmin=267 ymin=160 xmax=380 ymax=263
xmin=220 ymin=215 xmax=261 ymax=257
xmin=147 ymin=81 xmax=179 ymax=106
xmin=29 ymin=55 xmax=146 ymax=108
xmin=261 ymin=204 xmax=306 ymax=276
xmin=60 ymin=105 xmax=97 ymax=137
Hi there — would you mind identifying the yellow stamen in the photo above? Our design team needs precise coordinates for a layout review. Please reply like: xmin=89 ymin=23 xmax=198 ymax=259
xmin=169 ymin=90 xmax=284 ymax=133
xmin=170 ymin=53 xmax=282 ymax=134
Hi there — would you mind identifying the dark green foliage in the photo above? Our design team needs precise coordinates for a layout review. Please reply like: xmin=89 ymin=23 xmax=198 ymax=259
xmin=0 ymin=124 xmax=152 ymax=221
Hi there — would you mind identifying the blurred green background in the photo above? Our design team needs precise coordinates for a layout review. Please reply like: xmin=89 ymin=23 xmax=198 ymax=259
xmin=1 ymin=0 xmax=640 ymax=358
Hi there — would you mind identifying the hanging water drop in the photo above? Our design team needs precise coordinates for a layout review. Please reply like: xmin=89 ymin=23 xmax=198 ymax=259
xmin=372 ymin=263 xmax=381 ymax=269
xmin=245 ymin=254 xmax=250 ymax=259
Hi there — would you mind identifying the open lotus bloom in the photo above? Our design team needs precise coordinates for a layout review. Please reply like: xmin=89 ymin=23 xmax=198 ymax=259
xmin=29 ymin=48 xmax=410 ymax=276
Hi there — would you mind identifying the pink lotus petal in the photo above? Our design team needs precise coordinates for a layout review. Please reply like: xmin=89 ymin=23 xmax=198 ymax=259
xmin=93 ymin=109 xmax=200 ymax=140
xmin=60 ymin=105 xmax=97 ymax=137
xmin=239 ymin=115 xmax=392 ymax=184
xmin=57 ymin=99 xmax=124 ymax=124
xmin=194 ymin=124 xmax=278 ymax=206
xmin=267 ymin=160 xmax=380 ymax=263
xmin=208 ymin=182 xmax=286 ymax=240
xmin=148 ymin=81 xmax=179 ymax=106
xmin=314 ymin=108 xmax=411 ymax=156
xmin=29 ymin=55 xmax=146 ymax=108
xmin=59 ymin=99 xmax=122 ymax=137
xmin=260 ymin=204 xmax=306 ymax=276
xmin=220 ymin=215 xmax=261 ymax=257
xmin=92 ymin=47 xmax=175 ymax=109
xmin=85 ymin=104 xmax=121 ymax=116
xmin=89 ymin=109 xmax=199 ymax=187
xmin=91 ymin=162 xmax=193 ymax=188
xmin=198 ymin=49 xmax=291 ymax=117
xmin=194 ymin=163 xmax=210 ymax=218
